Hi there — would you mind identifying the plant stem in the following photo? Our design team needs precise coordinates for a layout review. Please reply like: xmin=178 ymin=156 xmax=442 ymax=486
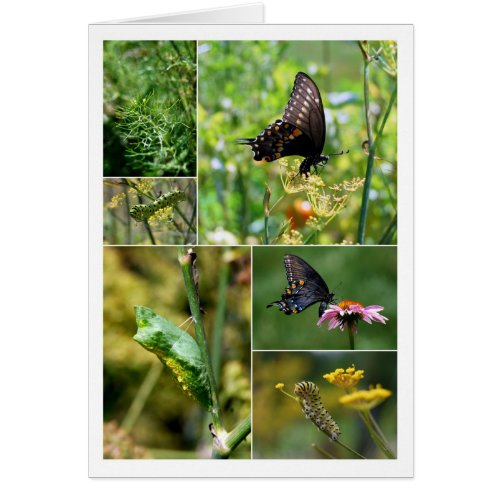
xmin=263 ymin=186 xmax=271 ymax=245
xmin=379 ymin=213 xmax=397 ymax=244
xmin=225 ymin=415 xmax=251 ymax=453
xmin=357 ymin=51 xmax=397 ymax=244
xmin=211 ymin=254 xmax=230 ymax=383
xmin=211 ymin=414 xmax=252 ymax=459
xmin=143 ymin=220 xmax=156 ymax=245
xmin=366 ymin=409 xmax=391 ymax=446
xmin=335 ymin=439 xmax=366 ymax=459
xmin=358 ymin=409 xmax=395 ymax=458
xmin=357 ymin=57 xmax=375 ymax=244
xmin=348 ymin=326 xmax=356 ymax=350
xmin=122 ymin=360 xmax=163 ymax=433
xmin=373 ymin=84 xmax=397 ymax=150
xmin=312 ymin=443 xmax=336 ymax=459
xmin=177 ymin=248 xmax=224 ymax=433
xmin=174 ymin=205 xmax=196 ymax=234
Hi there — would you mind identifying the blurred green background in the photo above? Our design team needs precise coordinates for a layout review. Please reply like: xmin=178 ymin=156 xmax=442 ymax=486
xmin=253 ymin=351 xmax=397 ymax=459
xmin=103 ymin=40 xmax=196 ymax=177
xmin=103 ymin=246 xmax=251 ymax=458
xmin=103 ymin=178 xmax=197 ymax=245
xmin=198 ymin=40 xmax=397 ymax=245
xmin=253 ymin=246 xmax=397 ymax=350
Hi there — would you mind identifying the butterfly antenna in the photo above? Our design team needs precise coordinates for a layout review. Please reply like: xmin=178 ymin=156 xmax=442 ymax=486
xmin=332 ymin=280 xmax=343 ymax=292
xmin=327 ymin=149 xmax=349 ymax=156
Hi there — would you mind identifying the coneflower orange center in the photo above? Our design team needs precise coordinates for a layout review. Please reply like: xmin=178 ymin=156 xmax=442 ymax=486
xmin=338 ymin=300 xmax=363 ymax=309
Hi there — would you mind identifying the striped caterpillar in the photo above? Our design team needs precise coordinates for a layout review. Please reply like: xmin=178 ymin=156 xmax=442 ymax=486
xmin=294 ymin=381 xmax=340 ymax=441
xmin=129 ymin=191 xmax=186 ymax=222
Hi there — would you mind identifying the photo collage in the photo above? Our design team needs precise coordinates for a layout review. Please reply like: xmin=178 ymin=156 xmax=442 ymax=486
xmin=102 ymin=39 xmax=398 ymax=461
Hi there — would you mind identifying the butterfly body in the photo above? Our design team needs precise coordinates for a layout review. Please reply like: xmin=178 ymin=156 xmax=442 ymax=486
xmin=267 ymin=254 xmax=335 ymax=317
xmin=238 ymin=72 xmax=338 ymax=176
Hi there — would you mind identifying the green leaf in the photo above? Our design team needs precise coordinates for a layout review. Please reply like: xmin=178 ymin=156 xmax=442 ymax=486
xmin=133 ymin=306 xmax=212 ymax=410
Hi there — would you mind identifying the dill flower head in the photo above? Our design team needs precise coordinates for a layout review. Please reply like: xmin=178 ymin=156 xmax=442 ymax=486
xmin=339 ymin=384 xmax=392 ymax=411
xmin=317 ymin=300 xmax=388 ymax=334
xmin=107 ymin=193 xmax=126 ymax=209
xmin=147 ymin=206 xmax=174 ymax=226
xmin=281 ymin=228 xmax=304 ymax=245
xmin=323 ymin=365 xmax=364 ymax=388
xmin=279 ymin=158 xmax=324 ymax=194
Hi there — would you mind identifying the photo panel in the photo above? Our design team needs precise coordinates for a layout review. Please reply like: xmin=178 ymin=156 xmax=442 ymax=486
xmin=103 ymin=40 xmax=197 ymax=177
xmin=198 ymin=40 xmax=397 ymax=245
xmin=103 ymin=246 xmax=251 ymax=459
xmin=103 ymin=178 xmax=197 ymax=245
xmin=253 ymin=245 xmax=397 ymax=350
xmin=252 ymin=351 xmax=397 ymax=459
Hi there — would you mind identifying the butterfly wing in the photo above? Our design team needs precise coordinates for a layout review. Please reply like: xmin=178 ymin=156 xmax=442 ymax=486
xmin=267 ymin=254 xmax=333 ymax=316
xmin=282 ymin=72 xmax=326 ymax=154
xmin=237 ymin=72 xmax=326 ymax=163
xmin=237 ymin=119 xmax=317 ymax=162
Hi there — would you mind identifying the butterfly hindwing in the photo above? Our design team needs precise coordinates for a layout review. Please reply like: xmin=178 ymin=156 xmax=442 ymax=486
xmin=237 ymin=119 xmax=316 ymax=162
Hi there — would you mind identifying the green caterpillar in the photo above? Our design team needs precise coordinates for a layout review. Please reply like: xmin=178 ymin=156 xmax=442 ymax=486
xmin=129 ymin=191 xmax=187 ymax=222
xmin=294 ymin=381 xmax=340 ymax=441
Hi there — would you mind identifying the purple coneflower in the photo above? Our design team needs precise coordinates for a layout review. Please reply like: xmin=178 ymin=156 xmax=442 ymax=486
xmin=317 ymin=300 xmax=388 ymax=345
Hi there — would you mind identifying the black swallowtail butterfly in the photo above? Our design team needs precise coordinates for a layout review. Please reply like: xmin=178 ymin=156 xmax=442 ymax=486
xmin=294 ymin=381 xmax=340 ymax=441
xmin=237 ymin=72 xmax=347 ymax=176
xmin=267 ymin=254 xmax=335 ymax=317
xmin=129 ymin=191 xmax=186 ymax=222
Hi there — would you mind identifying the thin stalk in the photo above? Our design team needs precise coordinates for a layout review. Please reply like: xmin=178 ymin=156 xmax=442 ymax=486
xmin=269 ymin=193 xmax=285 ymax=213
xmin=121 ymin=360 xmax=163 ymax=433
xmin=143 ymin=220 xmax=156 ymax=245
xmin=335 ymin=439 xmax=367 ymax=459
xmin=373 ymin=84 xmax=397 ymax=150
xmin=123 ymin=186 xmax=132 ymax=245
xmin=174 ymin=205 xmax=196 ymax=234
xmin=358 ymin=80 xmax=397 ymax=244
xmin=263 ymin=186 xmax=271 ymax=245
xmin=379 ymin=213 xmax=397 ymax=244
xmin=177 ymin=248 xmax=224 ymax=433
xmin=358 ymin=409 xmax=395 ymax=458
xmin=348 ymin=327 xmax=356 ymax=350
xmin=211 ymin=255 xmax=230 ymax=383
xmin=366 ymin=409 xmax=391 ymax=446
xmin=186 ymin=196 xmax=197 ymax=243
xmin=312 ymin=443 xmax=336 ymax=459
xmin=357 ymin=58 xmax=375 ymax=244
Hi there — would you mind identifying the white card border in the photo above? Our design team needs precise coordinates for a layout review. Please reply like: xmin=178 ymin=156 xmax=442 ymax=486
xmin=89 ymin=23 xmax=413 ymax=477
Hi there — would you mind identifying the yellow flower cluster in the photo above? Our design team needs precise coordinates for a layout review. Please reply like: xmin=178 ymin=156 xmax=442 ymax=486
xmin=281 ymin=228 xmax=303 ymax=245
xmin=339 ymin=384 xmax=392 ymax=411
xmin=147 ymin=206 xmax=174 ymax=226
xmin=107 ymin=193 xmax=126 ymax=208
xmin=130 ymin=178 xmax=154 ymax=194
xmin=323 ymin=365 xmax=365 ymax=388
xmin=278 ymin=158 xmax=365 ymax=221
